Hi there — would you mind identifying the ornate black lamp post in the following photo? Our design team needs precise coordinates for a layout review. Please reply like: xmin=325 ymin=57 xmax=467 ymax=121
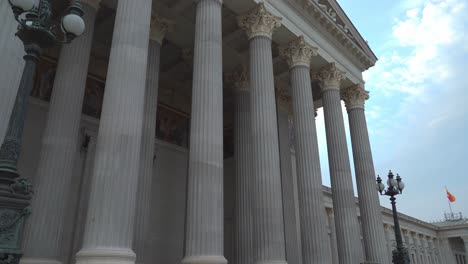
xmin=0 ymin=0 xmax=85 ymax=262
xmin=377 ymin=171 xmax=410 ymax=264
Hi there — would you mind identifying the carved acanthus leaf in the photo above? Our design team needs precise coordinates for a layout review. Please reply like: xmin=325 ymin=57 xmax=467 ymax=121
xmin=275 ymin=84 xmax=292 ymax=113
xmin=280 ymin=36 xmax=318 ymax=68
xmin=311 ymin=63 xmax=346 ymax=91
xmin=237 ymin=3 xmax=282 ymax=40
xmin=150 ymin=15 xmax=174 ymax=44
xmin=341 ymin=84 xmax=369 ymax=110
xmin=225 ymin=66 xmax=249 ymax=92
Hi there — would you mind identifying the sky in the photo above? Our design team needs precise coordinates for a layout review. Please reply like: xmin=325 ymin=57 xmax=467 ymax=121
xmin=314 ymin=0 xmax=468 ymax=222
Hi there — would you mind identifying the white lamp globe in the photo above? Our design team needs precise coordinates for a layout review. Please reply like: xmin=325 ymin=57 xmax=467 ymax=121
xmin=9 ymin=0 xmax=35 ymax=11
xmin=398 ymin=181 xmax=405 ymax=191
xmin=62 ymin=13 xmax=85 ymax=36
xmin=377 ymin=182 xmax=385 ymax=192
xmin=387 ymin=178 xmax=397 ymax=188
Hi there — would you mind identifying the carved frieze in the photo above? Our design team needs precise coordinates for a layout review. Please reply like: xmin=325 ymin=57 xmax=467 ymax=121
xmin=294 ymin=0 xmax=375 ymax=69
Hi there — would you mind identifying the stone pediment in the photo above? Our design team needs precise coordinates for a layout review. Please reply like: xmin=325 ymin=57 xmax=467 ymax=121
xmin=293 ymin=0 xmax=377 ymax=69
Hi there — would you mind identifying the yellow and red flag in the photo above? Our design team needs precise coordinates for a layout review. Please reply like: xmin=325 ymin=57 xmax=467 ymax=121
xmin=446 ymin=187 xmax=456 ymax=203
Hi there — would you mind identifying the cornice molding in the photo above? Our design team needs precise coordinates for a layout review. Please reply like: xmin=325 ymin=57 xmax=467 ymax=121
xmin=279 ymin=36 xmax=318 ymax=68
xmin=292 ymin=0 xmax=375 ymax=70
xmin=237 ymin=3 xmax=282 ymax=40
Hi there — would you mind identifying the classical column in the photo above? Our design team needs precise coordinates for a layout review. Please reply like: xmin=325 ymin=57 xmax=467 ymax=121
xmin=0 ymin=0 xmax=24 ymax=143
xmin=279 ymin=36 xmax=330 ymax=263
xmin=461 ymin=237 xmax=468 ymax=260
xmin=327 ymin=209 xmax=339 ymax=264
xmin=227 ymin=67 xmax=253 ymax=264
xmin=427 ymin=238 xmax=434 ymax=264
xmin=71 ymin=130 xmax=97 ymax=258
xmin=20 ymin=2 xmax=99 ymax=264
xmin=312 ymin=63 xmax=361 ymax=264
xmin=431 ymin=238 xmax=439 ymax=264
xmin=341 ymin=84 xmax=390 ymax=264
xmin=384 ymin=224 xmax=393 ymax=259
xmin=416 ymin=234 xmax=424 ymax=263
xmin=182 ymin=0 xmax=226 ymax=264
xmin=75 ymin=1 xmax=152 ymax=264
xmin=238 ymin=4 xmax=288 ymax=264
xmin=411 ymin=233 xmax=420 ymax=264
xmin=133 ymin=15 xmax=170 ymax=264
xmin=275 ymin=90 xmax=302 ymax=264
xmin=424 ymin=237 xmax=431 ymax=263
xmin=402 ymin=230 xmax=409 ymax=249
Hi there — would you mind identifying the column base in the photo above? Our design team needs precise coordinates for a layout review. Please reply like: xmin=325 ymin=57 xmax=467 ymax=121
xmin=76 ymin=248 xmax=136 ymax=264
xmin=20 ymin=258 xmax=62 ymax=264
xmin=181 ymin=256 xmax=227 ymax=264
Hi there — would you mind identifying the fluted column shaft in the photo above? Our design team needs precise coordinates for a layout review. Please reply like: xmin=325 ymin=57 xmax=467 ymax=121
xmin=418 ymin=237 xmax=424 ymax=262
xmin=75 ymin=1 xmax=152 ymax=263
xmin=314 ymin=63 xmax=361 ymax=264
xmin=21 ymin=4 xmax=98 ymax=263
xmin=250 ymin=35 xmax=286 ymax=264
xmin=0 ymin=0 xmax=24 ymax=143
xmin=461 ymin=237 xmax=468 ymax=259
xmin=439 ymin=238 xmax=454 ymax=264
xmin=412 ymin=235 xmax=420 ymax=264
xmin=384 ymin=226 xmax=392 ymax=259
xmin=232 ymin=75 xmax=253 ymax=264
xmin=71 ymin=131 xmax=97 ymax=258
xmin=133 ymin=39 xmax=161 ymax=264
xmin=237 ymin=5 xmax=286 ymax=263
xmin=343 ymin=84 xmax=389 ymax=264
xmin=327 ymin=210 xmax=339 ymax=264
xmin=289 ymin=65 xmax=330 ymax=263
xmin=279 ymin=36 xmax=330 ymax=263
xmin=183 ymin=1 xmax=226 ymax=263
xmin=277 ymin=107 xmax=302 ymax=264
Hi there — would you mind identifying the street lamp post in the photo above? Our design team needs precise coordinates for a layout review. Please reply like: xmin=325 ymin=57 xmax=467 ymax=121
xmin=377 ymin=171 xmax=410 ymax=264
xmin=0 ymin=0 xmax=85 ymax=262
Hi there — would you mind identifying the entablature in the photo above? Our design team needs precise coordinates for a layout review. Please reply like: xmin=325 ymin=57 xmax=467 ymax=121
xmin=252 ymin=0 xmax=375 ymax=84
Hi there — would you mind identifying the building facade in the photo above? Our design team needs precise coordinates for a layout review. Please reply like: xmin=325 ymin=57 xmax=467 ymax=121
xmin=0 ymin=0 xmax=467 ymax=264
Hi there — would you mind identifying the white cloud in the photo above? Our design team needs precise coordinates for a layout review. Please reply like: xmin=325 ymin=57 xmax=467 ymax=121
xmin=365 ymin=0 xmax=466 ymax=98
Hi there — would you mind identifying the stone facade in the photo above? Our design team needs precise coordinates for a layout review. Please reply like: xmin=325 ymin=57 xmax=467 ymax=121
xmin=1 ymin=0 xmax=467 ymax=264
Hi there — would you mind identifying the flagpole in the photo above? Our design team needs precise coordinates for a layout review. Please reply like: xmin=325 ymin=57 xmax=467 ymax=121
xmin=448 ymin=200 xmax=454 ymax=217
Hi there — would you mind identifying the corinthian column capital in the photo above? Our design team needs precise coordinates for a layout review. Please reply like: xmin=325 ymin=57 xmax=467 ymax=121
xmin=226 ymin=66 xmax=249 ymax=93
xmin=275 ymin=84 xmax=292 ymax=113
xmin=280 ymin=36 xmax=318 ymax=68
xmin=312 ymin=63 xmax=346 ymax=91
xmin=341 ymin=84 xmax=369 ymax=110
xmin=77 ymin=0 xmax=101 ymax=10
xmin=237 ymin=3 xmax=282 ymax=40
xmin=150 ymin=15 xmax=174 ymax=44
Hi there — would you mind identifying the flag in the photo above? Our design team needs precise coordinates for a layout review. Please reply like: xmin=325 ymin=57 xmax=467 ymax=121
xmin=446 ymin=187 xmax=456 ymax=202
